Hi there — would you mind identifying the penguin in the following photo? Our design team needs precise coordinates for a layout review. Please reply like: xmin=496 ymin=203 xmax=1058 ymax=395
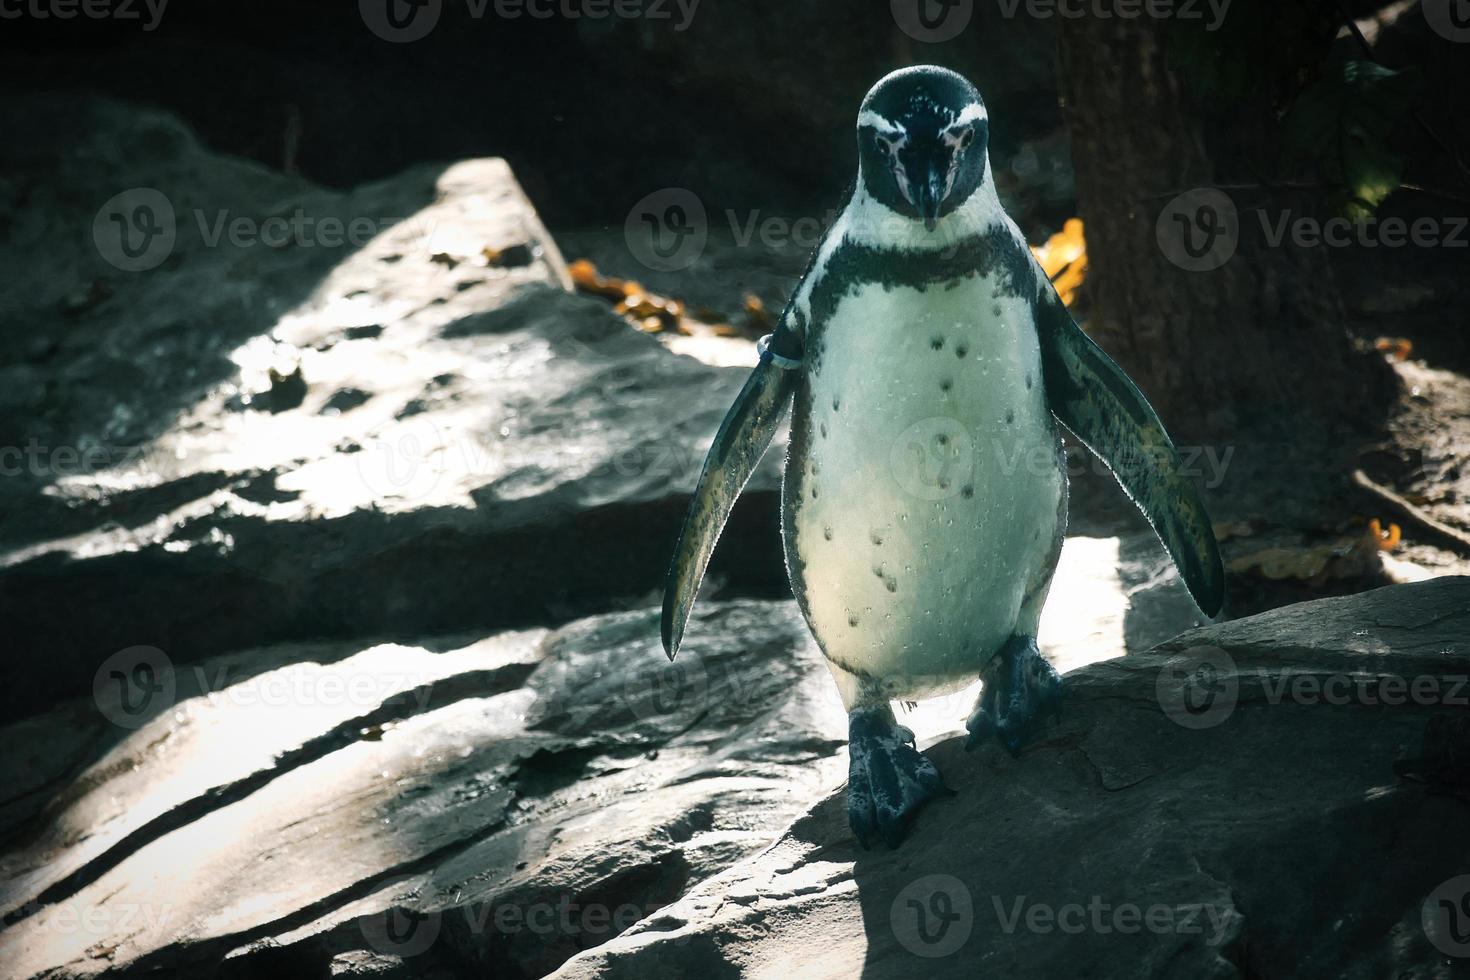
xmin=661 ymin=65 xmax=1225 ymax=848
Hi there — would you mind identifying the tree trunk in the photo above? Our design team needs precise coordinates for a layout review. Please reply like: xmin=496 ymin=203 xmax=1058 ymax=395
xmin=1054 ymin=15 xmax=1393 ymax=443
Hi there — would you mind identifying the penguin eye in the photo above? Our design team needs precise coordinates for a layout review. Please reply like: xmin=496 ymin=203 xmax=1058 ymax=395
xmin=873 ymin=133 xmax=894 ymax=154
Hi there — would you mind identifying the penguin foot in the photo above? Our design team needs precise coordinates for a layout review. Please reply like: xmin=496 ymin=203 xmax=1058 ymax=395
xmin=965 ymin=634 xmax=1062 ymax=756
xmin=847 ymin=706 xmax=953 ymax=849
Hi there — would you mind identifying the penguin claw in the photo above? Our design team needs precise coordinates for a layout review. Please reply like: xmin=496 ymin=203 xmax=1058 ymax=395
xmin=966 ymin=635 xmax=1062 ymax=757
xmin=847 ymin=707 xmax=953 ymax=849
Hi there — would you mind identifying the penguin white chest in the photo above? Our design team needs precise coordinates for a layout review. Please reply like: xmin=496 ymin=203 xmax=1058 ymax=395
xmin=784 ymin=273 xmax=1066 ymax=697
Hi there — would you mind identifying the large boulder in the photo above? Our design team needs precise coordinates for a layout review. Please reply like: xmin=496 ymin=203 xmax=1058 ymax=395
xmin=550 ymin=577 xmax=1470 ymax=979
xmin=0 ymin=96 xmax=786 ymax=721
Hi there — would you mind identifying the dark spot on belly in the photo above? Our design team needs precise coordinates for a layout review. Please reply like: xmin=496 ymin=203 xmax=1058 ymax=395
xmin=936 ymin=433 xmax=949 ymax=446
xmin=820 ymin=421 xmax=828 ymax=438
xmin=823 ymin=525 xmax=833 ymax=541
xmin=1006 ymin=409 xmax=1015 ymax=424
xmin=940 ymin=379 xmax=953 ymax=393
xmin=832 ymin=397 xmax=841 ymax=412
xmin=961 ymin=485 xmax=974 ymax=498
xmin=870 ymin=529 xmax=884 ymax=546
xmin=991 ymin=303 xmax=1002 ymax=317
xmin=938 ymin=477 xmax=950 ymax=491
xmin=848 ymin=612 xmax=860 ymax=627
xmin=884 ymin=576 xmax=898 ymax=593
xmin=1025 ymin=373 xmax=1033 ymax=390
xmin=955 ymin=345 xmax=968 ymax=359
xmin=930 ymin=337 xmax=944 ymax=351
xmin=811 ymin=485 xmax=819 ymax=499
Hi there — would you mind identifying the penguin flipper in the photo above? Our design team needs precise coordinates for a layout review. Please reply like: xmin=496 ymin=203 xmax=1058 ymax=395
xmin=661 ymin=337 xmax=800 ymax=659
xmin=1032 ymin=281 xmax=1226 ymax=619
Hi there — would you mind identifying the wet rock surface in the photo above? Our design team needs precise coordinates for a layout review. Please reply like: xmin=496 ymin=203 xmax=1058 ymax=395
xmin=550 ymin=577 xmax=1470 ymax=980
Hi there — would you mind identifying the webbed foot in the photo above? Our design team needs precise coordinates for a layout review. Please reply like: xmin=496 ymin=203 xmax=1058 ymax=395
xmin=965 ymin=634 xmax=1062 ymax=756
xmin=847 ymin=706 xmax=953 ymax=849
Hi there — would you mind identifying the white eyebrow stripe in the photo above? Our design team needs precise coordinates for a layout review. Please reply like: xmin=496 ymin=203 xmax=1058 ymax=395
xmin=856 ymin=110 xmax=906 ymax=136
xmin=946 ymin=103 xmax=988 ymax=129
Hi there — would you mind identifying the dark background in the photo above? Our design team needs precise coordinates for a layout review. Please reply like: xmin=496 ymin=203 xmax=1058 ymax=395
xmin=0 ymin=0 xmax=1068 ymax=228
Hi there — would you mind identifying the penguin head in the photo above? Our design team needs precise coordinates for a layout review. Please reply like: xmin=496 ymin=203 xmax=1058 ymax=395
xmin=856 ymin=66 xmax=989 ymax=232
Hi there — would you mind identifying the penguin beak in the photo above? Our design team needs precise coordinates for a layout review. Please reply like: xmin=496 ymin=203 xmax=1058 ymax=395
xmin=917 ymin=166 xmax=944 ymax=232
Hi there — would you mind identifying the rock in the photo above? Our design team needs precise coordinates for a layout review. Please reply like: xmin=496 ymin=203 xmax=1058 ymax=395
xmin=0 ymin=601 xmax=846 ymax=980
xmin=0 ymin=97 xmax=787 ymax=720
xmin=548 ymin=578 xmax=1470 ymax=979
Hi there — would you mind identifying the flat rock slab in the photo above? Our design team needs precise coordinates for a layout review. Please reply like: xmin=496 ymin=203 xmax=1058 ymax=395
xmin=0 ymin=601 xmax=846 ymax=979
xmin=551 ymin=578 xmax=1470 ymax=979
